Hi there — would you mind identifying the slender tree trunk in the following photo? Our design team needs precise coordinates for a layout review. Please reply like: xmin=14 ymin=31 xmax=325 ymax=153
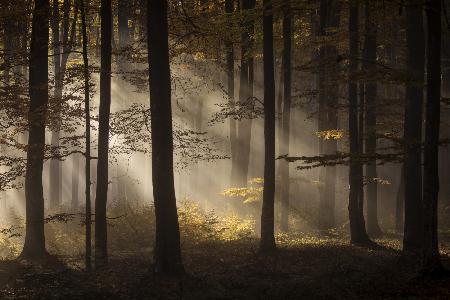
xmin=226 ymin=0 xmax=237 ymax=185
xmin=118 ymin=0 xmax=129 ymax=48
xmin=402 ymin=0 xmax=425 ymax=253
xmin=422 ymin=0 xmax=444 ymax=274
xmin=49 ymin=0 xmax=62 ymax=209
xmin=231 ymin=0 xmax=255 ymax=188
xmin=147 ymin=0 xmax=184 ymax=275
xmin=50 ymin=0 xmax=78 ymax=209
xmin=95 ymin=0 xmax=112 ymax=268
xmin=395 ymin=166 xmax=405 ymax=233
xmin=348 ymin=0 xmax=370 ymax=245
xmin=317 ymin=0 xmax=339 ymax=231
xmin=79 ymin=0 xmax=92 ymax=271
xmin=260 ymin=0 xmax=276 ymax=253
xmin=363 ymin=0 xmax=382 ymax=237
xmin=20 ymin=0 xmax=50 ymax=260
xmin=71 ymin=154 xmax=79 ymax=211
xmin=279 ymin=0 xmax=292 ymax=232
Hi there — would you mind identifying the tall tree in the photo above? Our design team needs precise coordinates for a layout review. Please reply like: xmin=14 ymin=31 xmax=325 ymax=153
xmin=95 ymin=0 xmax=112 ymax=267
xmin=363 ymin=0 xmax=382 ymax=237
xmin=348 ymin=0 xmax=370 ymax=245
xmin=225 ymin=0 xmax=237 ymax=184
xmin=20 ymin=0 xmax=50 ymax=260
xmin=147 ymin=0 xmax=184 ymax=275
xmin=49 ymin=0 xmax=77 ymax=209
xmin=279 ymin=0 xmax=292 ymax=232
xmin=231 ymin=0 xmax=256 ymax=188
xmin=402 ymin=0 xmax=425 ymax=253
xmin=71 ymin=154 xmax=79 ymax=211
xmin=422 ymin=0 xmax=444 ymax=274
xmin=79 ymin=0 xmax=92 ymax=271
xmin=317 ymin=0 xmax=339 ymax=230
xmin=260 ymin=0 xmax=276 ymax=253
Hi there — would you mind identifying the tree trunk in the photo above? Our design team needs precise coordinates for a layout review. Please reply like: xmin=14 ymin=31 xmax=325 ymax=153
xmin=95 ymin=0 xmax=112 ymax=268
xmin=49 ymin=0 xmax=78 ymax=209
xmin=118 ymin=0 xmax=129 ymax=48
xmin=260 ymin=0 xmax=276 ymax=253
xmin=279 ymin=0 xmax=292 ymax=232
xmin=231 ymin=0 xmax=255 ymax=188
xmin=348 ymin=0 xmax=370 ymax=245
xmin=79 ymin=0 xmax=92 ymax=272
xmin=395 ymin=166 xmax=405 ymax=233
xmin=363 ymin=0 xmax=382 ymax=237
xmin=403 ymin=1 xmax=425 ymax=253
xmin=317 ymin=0 xmax=339 ymax=231
xmin=20 ymin=0 xmax=50 ymax=260
xmin=422 ymin=0 xmax=443 ymax=274
xmin=147 ymin=0 xmax=184 ymax=275
xmin=226 ymin=0 xmax=237 ymax=185
xmin=71 ymin=154 xmax=79 ymax=211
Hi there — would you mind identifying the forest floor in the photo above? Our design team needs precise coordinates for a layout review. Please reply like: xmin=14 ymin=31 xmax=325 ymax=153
xmin=0 ymin=235 xmax=449 ymax=299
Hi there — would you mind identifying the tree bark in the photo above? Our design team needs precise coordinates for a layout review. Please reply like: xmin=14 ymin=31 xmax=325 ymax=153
xmin=95 ymin=0 xmax=112 ymax=268
xmin=363 ymin=0 xmax=382 ymax=237
xmin=422 ymin=0 xmax=443 ymax=274
xmin=49 ymin=0 xmax=78 ymax=209
xmin=226 ymin=0 xmax=237 ymax=185
xmin=317 ymin=0 xmax=339 ymax=231
xmin=231 ymin=0 xmax=255 ymax=188
xmin=279 ymin=0 xmax=292 ymax=232
xmin=20 ymin=0 xmax=50 ymax=260
xmin=403 ymin=1 xmax=425 ymax=253
xmin=260 ymin=0 xmax=276 ymax=253
xmin=71 ymin=154 xmax=79 ymax=211
xmin=395 ymin=166 xmax=405 ymax=233
xmin=147 ymin=0 xmax=184 ymax=275
xmin=79 ymin=0 xmax=92 ymax=272
xmin=348 ymin=0 xmax=370 ymax=245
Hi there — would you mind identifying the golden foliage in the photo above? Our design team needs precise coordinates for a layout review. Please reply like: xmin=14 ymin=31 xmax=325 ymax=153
xmin=315 ymin=129 xmax=344 ymax=140
xmin=220 ymin=178 xmax=264 ymax=204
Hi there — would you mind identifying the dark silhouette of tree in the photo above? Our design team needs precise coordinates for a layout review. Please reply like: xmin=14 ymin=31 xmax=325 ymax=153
xmin=79 ymin=0 xmax=92 ymax=271
xmin=95 ymin=0 xmax=112 ymax=268
xmin=225 ymin=0 xmax=237 ymax=185
xmin=231 ymin=0 xmax=256 ymax=188
xmin=147 ymin=0 xmax=184 ymax=275
xmin=260 ymin=0 xmax=276 ymax=253
xmin=348 ymin=0 xmax=371 ymax=245
xmin=20 ymin=0 xmax=50 ymax=260
xmin=317 ymin=0 xmax=339 ymax=230
xmin=421 ymin=0 xmax=445 ymax=275
xmin=363 ymin=0 xmax=382 ymax=237
xmin=49 ymin=0 xmax=78 ymax=209
xmin=279 ymin=0 xmax=292 ymax=232
xmin=402 ymin=0 xmax=425 ymax=254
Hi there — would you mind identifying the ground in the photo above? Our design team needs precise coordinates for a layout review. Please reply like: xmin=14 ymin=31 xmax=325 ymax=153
xmin=0 ymin=236 xmax=449 ymax=299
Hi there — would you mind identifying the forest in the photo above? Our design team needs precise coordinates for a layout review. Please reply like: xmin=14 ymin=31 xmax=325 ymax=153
xmin=0 ymin=0 xmax=450 ymax=299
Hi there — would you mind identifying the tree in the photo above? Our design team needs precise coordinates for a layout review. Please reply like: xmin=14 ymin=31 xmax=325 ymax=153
xmin=49 ymin=0 xmax=78 ymax=209
xmin=147 ymin=0 xmax=184 ymax=275
xmin=279 ymin=0 xmax=292 ymax=232
xmin=79 ymin=0 xmax=92 ymax=271
xmin=363 ymin=0 xmax=382 ymax=237
xmin=260 ymin=0 xmax=276 ymax=253
xmin=95 ymin=0 xmax=112 ymax=268
xmin=348 ymin=0 xmax=370 ymax=245
xmin=317 ymin=0 xmax=339 ymax=230
xmin=225 ymin=0 xmax=237 ymax=184
xmin=402 ymin=0 xmax=425 ymax=253
xmin=20 ymin=0 xmax=50 ymax=260
xmin=231 ymin=0 xmax=256 ymax=188
xmin=421 ymin=0 xmax=445 ymax=275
